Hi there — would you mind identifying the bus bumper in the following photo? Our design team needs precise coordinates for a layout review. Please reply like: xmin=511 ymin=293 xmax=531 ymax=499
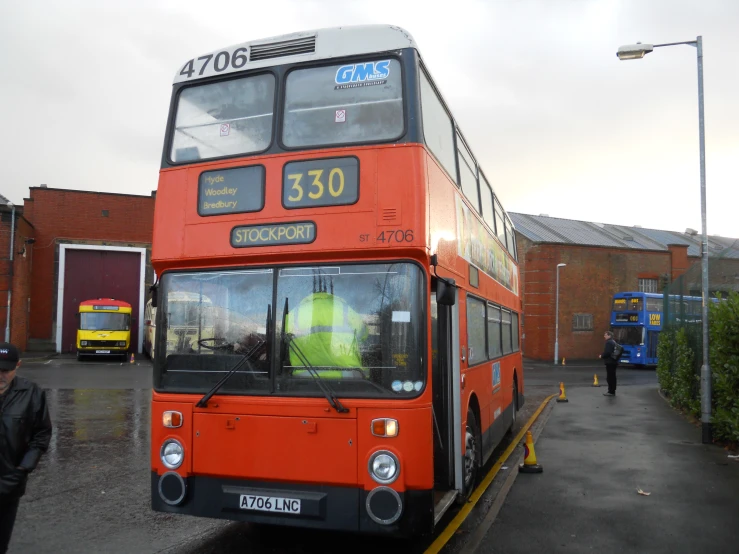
xmin=77 ymin=347 xmax=128 ymax=357
xmin=151 ymin=472 xmax=433 ymax=536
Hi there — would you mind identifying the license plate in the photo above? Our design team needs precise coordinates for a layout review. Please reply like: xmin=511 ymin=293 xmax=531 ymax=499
xmin=239 ymin=494 xmax=301 ymax=514
xmin=95 ymin=350 xmax=111 ymax=354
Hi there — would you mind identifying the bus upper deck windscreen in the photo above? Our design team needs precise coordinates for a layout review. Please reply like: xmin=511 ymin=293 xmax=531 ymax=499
xmin=283 ymin=59 xmax=403 ymax=147
xmin=169 ymin=58 xmax=404 ymax=165
xmin=171 ymin=73 xmax=276 ymax=163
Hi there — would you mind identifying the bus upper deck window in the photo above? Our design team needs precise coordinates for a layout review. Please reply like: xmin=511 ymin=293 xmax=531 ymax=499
xmin=170 ymin=73 xmax=276 ymax=163
xmin=283 ymin=59 xmax=404 ymax=148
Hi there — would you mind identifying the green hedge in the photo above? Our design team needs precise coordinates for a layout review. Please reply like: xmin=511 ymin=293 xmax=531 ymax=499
xmin=709 ymin=292 xmax=739 ymax=443
xmin=656 ymin=292 xmax=739 ymax=444
xmin=657 ymin=327 xmax=699 ymax=418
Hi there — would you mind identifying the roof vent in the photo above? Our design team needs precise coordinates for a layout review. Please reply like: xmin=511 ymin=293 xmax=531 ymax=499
xmin=40 ymin=184 xmax=47 ymax=188
xmin=685 ymin=228 xmax=698 ymax=235
xmin=622 ymin=235 xmax=634 ymax=241
xmin=634 ymin=225 xmax=642 ymax=228
xmin=250 ymin=36 xmax=316 ymax=61
xmin=539 ymin=213 xmax=549 ymax=217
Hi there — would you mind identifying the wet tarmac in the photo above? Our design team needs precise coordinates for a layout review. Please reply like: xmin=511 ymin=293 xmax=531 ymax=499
xmin=8 ymin=356 xmax=658 ymax=553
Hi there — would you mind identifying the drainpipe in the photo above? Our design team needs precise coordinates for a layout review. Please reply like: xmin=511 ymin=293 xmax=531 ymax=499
xmin=5 ymin=201 xmax=15 ymax=342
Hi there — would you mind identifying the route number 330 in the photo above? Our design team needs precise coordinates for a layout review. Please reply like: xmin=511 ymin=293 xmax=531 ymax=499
xmin=287 ymin=168 xmax=345 ymax=202
xmin=282 ymin=157 xmax=359 ymax=209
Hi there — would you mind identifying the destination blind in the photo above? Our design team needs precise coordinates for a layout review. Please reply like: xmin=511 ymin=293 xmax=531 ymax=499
xmin=198 ymin=165 xmax=265 ymax=216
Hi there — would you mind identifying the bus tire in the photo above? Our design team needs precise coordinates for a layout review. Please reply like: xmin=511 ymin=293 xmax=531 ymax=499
xmin=76 ymin=352 xmax=83 ymax=362
xmin=458 ymin=408 xmax=481 ymax=503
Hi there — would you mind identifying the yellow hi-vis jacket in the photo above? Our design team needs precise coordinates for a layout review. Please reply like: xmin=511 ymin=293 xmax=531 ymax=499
xmin=285 ymin=292 xmax=368 ymax=378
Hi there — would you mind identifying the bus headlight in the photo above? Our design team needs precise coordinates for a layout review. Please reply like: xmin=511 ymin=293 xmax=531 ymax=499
xmin=118 ymin=341 xmax=127 ymax=347
xmin=368 ymin=451 xmax=399 ymax=484
xmin=80 ymin=341 xmax=88 ymax=346
xmin=160 ymin=439 xmax=184 ymax=469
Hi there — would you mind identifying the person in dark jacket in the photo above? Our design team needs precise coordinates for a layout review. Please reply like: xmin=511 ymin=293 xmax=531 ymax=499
xmin=0 ymin=343 xmax=52 ymax=554
xmin=598 ymin=331 xmax=618 ymax=396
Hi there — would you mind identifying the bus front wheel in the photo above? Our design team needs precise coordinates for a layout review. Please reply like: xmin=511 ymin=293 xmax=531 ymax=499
xmin=458 ymin=408 xmax=481 ymax=503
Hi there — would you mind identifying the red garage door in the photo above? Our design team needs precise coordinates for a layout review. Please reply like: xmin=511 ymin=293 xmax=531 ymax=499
xmin=61 ymin=249 xmax=141 ymax=353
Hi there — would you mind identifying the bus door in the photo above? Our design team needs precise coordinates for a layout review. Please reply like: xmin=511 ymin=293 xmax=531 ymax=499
xmin=431 ymin=279 xmax=462 ymax=498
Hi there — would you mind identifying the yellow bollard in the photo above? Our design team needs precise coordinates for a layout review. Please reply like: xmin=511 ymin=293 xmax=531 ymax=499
xmin=593 ymin=374 xmax=600 ymax=387
xmin=556 ymin=381 xmax=569 ymax=403
xmin=519 ymin=431 xmax=543 ymax=473
xmin=562 ymin=357 xmax=566 ymax=365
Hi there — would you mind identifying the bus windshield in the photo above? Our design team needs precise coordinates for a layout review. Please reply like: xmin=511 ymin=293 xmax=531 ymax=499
xmin=80 ymin=312 xmax=130 ymax=331
xmin=154 ymin=262 xmax=425 ymax=398
xmin=168 ymin=302 xmax=215 ymax=328
xmin=612 ymin=326 xmax=644 ymax=346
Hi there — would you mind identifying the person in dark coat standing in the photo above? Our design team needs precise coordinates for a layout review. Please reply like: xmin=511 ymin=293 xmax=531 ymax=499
xmin=0 ymin=343 xmax=52 ymax=554
xmin=598 ymin=331 xmax=618 ymax=396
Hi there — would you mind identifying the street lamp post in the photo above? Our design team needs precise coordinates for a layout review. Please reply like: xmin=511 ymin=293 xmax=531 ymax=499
xmin=554 ymin=263 xmax=566 ymax=365
xmin=5 ymin=201 xmax=15 ymax=343
xmin=617 ymin=36 xmax=711 ymax=443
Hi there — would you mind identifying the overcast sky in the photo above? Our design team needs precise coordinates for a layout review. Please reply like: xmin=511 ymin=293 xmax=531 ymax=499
xmin=1 ymin=0 xmax=737 ymax=237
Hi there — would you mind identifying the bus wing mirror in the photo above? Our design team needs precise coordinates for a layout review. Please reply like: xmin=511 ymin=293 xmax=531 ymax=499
xmin=150 ymin=284 xmax=159 ymax=308
xmin=437 ymin=278 xmax=456 ymax=306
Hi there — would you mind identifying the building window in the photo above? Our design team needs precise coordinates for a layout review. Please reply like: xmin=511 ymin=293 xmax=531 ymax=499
xmin=572 ymin=313 xmax=593 ymax=331
xmin=101 ymin=210 xmax=109 ymax=217
xmin=639 ymin=278 xmax=659 ymax=293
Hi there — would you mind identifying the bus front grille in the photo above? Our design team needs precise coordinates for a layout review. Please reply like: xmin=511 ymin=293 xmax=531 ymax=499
xmin=89 ymin=340 xmax=119 ymax=347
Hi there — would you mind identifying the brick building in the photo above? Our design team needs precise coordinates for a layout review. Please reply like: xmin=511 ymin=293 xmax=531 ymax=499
xmin=0 ymin=187 xmax=155 ymax=353
xmin=511 ymin=213 xmax=739 ymax=362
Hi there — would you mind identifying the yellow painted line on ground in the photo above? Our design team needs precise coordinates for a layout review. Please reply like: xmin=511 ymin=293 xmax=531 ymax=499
xmin=424 ymin=394 xmax=558 ymax=554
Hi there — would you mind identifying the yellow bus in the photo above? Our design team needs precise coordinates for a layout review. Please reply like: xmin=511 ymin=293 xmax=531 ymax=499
xmin=77 ymin=298 xmax=132 ymax=361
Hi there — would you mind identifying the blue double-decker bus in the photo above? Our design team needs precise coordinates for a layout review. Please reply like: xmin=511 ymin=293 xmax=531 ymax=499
xmin=610 ymin=291 xmax=710 ymax=367
xmin=610 ymin=292 xmax=664 ymax=367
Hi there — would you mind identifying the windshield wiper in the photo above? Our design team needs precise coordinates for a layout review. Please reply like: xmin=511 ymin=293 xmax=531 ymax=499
xmin=281 ymin=298 xmax=349 ymax=414
xmin=284 ymin=335 xmax=350 ymax=414
xmin=196 ymin=305 xmax=270 ymax=408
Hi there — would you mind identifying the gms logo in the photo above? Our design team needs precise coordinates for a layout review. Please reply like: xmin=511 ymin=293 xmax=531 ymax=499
xmin=335 ymin=60 xmax=390 ymax=89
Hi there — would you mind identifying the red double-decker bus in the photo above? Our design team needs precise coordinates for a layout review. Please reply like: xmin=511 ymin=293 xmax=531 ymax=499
xmin=150 ymin=24 xmax=523 ymax=536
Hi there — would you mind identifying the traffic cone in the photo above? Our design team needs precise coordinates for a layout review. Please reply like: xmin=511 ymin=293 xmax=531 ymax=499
xmin=593 ymin=374 xmax=600 ymax=387
xmin=556 ymin=382 xmax=569 ymax=403
xmin=130 ymin=353 xmax=135 ymax=364
xmin=519 ymin=431 xmax=543 ymax=473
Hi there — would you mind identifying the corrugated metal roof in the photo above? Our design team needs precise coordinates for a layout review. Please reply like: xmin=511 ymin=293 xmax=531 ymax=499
xmin=510 ymin=213 xmax=739 ymax=259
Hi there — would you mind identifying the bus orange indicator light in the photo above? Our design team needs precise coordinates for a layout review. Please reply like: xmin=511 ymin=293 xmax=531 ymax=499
xmin=371 ymin=418 xmax=399 ymax=437
xmin=163 ymin=411 xmax=183 ymax=428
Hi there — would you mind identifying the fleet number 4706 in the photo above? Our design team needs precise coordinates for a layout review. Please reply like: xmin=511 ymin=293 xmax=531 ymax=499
xmin=376 ymin=230 xmax=414 ymax=243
